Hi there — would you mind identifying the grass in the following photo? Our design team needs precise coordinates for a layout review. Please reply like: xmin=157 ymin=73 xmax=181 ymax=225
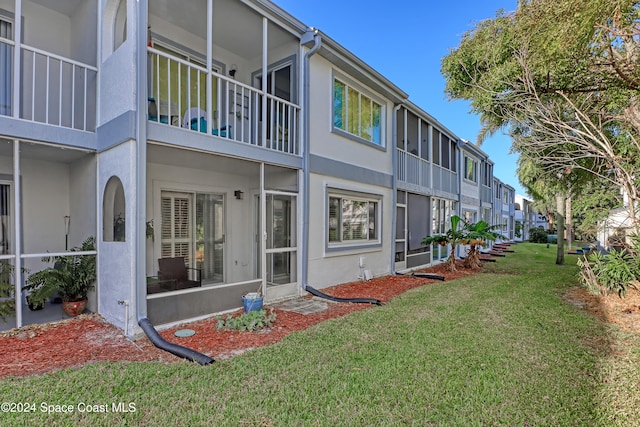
xmin=1 ymin=243 xmax=639 ymax=426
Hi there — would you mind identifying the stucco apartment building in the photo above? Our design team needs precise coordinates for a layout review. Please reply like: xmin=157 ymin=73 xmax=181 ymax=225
xmin=0 ymin=0 xmax=516 ymax=335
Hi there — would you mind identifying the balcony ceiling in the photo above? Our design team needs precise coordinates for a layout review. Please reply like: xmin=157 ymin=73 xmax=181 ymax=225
xmin=30 ymin=0 xmax=84 ymax=17
xmin=150 ymin=0 xmax=292 ymax=60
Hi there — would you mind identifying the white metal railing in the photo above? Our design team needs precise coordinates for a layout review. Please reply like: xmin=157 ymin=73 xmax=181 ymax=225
xmin=396 ymin=148 xmax=431 ymax=188
xmin=433 ymin=164 xmax=458 ymax=195
xmin=148 ymin=48 xmax=300 ymax=155
xmin=17 ymin=44 xmax=97 ymax=131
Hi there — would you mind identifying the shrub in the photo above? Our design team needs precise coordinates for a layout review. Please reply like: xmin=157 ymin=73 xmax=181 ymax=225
xmin=529 ymin=227 xmax=548 ymax=243
xmin=216 ymin=309 xmax=277 ymax=332
xmin=578 ymin=250 xmax=640 ymax=297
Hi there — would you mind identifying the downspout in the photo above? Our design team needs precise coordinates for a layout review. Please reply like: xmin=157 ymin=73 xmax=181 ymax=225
xmin=300 ymin=28 xmax=380 ymax=306
xmin=390 ymin=104 xmax=402 ymax=274
xmin=300 ymin=27 xmax=320 ymax=292
xmin=134 ymin=0 xmax=212 ymax=365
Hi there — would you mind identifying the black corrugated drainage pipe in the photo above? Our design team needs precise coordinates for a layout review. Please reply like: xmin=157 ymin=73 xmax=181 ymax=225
xmin=305 ymin=285 xmax=383 ymax=306
xmin=138 ymin=318 xmax=214 ymax=365
xmin=395 ymin=271 xmax=445 ymax=281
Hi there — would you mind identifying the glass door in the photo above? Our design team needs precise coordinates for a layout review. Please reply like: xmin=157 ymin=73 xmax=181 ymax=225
xmin=265 ymin=192 xmax=297 ymax=298
xmin=195 ymin=194 xmax=224 ymax=284
xmin=395 ymin=204 xmax=406 ymax=271
xmin=161 ymin=191 xmax=225 ymax=284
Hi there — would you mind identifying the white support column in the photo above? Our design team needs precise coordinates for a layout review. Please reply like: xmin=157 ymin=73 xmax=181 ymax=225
xmin=12 ymin=0 xmax=21 ymax=119
xmin=13 ymin=139 xmax=21 ymax=327
xmin=206 ymin=0 xmax=213 ymax=134
xmin=261 ymin=17 xmax=268 ymax=148
xmin=260 ymin=163 xmax=266 ymax=296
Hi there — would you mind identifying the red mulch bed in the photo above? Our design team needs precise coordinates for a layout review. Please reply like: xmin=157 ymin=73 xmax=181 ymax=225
xmin=1 ymin=260 xmax=637 ymax=378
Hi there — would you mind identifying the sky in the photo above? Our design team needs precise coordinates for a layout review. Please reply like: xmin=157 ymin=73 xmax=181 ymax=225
xmin=271 ymin=0 xmax=527 ymax=196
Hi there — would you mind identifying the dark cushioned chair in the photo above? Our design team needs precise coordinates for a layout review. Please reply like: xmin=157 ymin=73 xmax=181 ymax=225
xmin=154 ymin=257 xmax=202 ymax=292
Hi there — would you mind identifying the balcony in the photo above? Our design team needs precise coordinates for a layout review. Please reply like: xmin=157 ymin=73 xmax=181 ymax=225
xmin=396 ymin=148 xmax=430 ymax=188
xmin=146 ymin=0 xmax=302 ymax=156
xmin=397 ymin=147 xmax=459 ymax=195
xmin=147 ymin=48 xmax=299 ymax=155
xmin=0 ymin=0 xmax=97 ymax=133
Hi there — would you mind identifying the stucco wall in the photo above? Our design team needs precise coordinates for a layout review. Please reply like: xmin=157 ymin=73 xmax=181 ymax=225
xmin=306 ymin=173 xmax=392 ymax=289
xmin=97 ymin=140 xmax=135 ymax=335
xmin=307 ymin=55 xmax=394 ymax=176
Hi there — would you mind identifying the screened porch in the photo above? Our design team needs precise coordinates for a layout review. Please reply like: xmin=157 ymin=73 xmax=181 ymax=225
xmin=145 ymin=144 xmax=300 ymax=325
xmin=146 ymin=0 xmax=302 ymax=156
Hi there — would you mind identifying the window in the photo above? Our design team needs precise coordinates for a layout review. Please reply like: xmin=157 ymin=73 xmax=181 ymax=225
xmin=0 ymin=182 xmax=11 ymax=254
xmin=328 ymin=194 xmax=379 ymax=244
xmin=463 ymin=210 xmax=477 ymax=223
xmin=333 ymin=79 xmax=382 ymax=145
xmin=503 ymin=190 xmax=510 ymax=204
xmin=482 ymin=163 xmax=492 ymax=187
xmin=103 ymin=176 xmax=126 ymax=242
xmin=464 ymin=156 xmax=477 ymax=182
xmin=113 ymin=0 xmax=127 ymax=51
xmin=0 ymin=16 xmax=13 ymax=116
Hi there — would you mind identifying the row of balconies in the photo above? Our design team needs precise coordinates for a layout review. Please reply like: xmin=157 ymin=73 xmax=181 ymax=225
xmin=0 ymin=0 xmax=501 ymax=201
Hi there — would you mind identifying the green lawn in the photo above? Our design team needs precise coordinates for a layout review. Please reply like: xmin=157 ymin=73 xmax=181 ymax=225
xmin=1 ymin=243 xmax=639 ymax=426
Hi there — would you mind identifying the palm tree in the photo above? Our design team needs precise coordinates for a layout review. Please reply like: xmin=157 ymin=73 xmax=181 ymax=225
xmin=461 ymin=220 xmax=500 ymax=269
xmin=422 ymin=215 xmax=465 ymax=272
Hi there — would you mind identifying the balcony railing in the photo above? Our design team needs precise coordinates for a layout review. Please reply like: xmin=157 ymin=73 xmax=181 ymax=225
xmin=148 ymin=48 xmax=300 ymax=155
xmin=432 ymin=164 xmax=458 ymax=195
xmin=481 ymin=186 xmax=493 ymax=203
xmin=0 ymin=38 xmax=97 ymax=132
xmin=396 ymin=149 xmax=430 ymax=188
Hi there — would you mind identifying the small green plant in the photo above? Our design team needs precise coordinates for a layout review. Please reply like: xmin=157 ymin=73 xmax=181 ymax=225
xmin=216 ymin=309 xmax=277 ymax=332
xmin=0 ymin=261 xmax=17 ymax=321
xmin=578 ymin=250 xmax=640 ymax=297
xmin=23 ymin=236 xmax=96 ymax=305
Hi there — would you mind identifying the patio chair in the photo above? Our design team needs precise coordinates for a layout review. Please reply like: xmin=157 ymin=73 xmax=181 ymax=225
xmin=157 ymin=257 xmax=202 ymax=291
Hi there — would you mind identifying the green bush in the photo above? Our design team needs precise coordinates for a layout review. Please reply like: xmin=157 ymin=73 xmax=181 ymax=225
xmin=578 ymin=250 xmax=640 ymax=297
xmin=529 ymin=227 xmax=548 ymax=243
xmin=216 ymin=309 xmax=277 ymax=332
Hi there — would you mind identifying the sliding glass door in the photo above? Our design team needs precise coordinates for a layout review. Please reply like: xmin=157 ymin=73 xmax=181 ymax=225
xmin=161 ymin=191 xmax=225 ymax=284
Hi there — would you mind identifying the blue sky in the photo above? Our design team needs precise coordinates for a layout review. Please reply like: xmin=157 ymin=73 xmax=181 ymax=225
xmin=272 ymin=0 xmax=526 ymax=196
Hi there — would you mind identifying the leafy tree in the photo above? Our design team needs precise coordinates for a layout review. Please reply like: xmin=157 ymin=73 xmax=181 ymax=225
xmin=442 ymin=0 xmax=640 ymax=234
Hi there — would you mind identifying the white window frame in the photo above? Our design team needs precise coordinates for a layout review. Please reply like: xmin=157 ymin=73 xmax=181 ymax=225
xmin=464 ymin=156 xmax=478 ymax=183
xmin=326 ymin=190 xmax=382 ymax=250
xmin=463 ymin=210 xmax=477 ymax=223
xmin=332 ymin=73 xmax=385 ymax=148
xmin=0 ymin=12 xmax=14 ymax=117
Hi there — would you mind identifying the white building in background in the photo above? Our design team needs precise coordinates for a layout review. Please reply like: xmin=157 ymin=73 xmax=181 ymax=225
xmin=515 ymin=194 xmax=537 ymax=241
xmin=597 ymin=188 xmax=638 ymax=250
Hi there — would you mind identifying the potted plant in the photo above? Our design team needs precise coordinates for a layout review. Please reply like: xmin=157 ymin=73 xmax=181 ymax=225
xmin=0 ymin=261 xmax=18 ymax=321
xmin=23 ymin=236 xmax=96 ymax=317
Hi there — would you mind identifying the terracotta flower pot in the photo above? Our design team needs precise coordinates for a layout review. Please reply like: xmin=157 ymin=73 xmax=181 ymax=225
xmin=62 ymin=299 xmax=87 ymax=317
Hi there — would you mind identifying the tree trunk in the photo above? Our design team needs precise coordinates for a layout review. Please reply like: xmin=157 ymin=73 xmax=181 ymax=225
xmin=556 ymin=193 xmax=565 ymax=265
xmin=566 ymin=196 xmax=572 ymax=252
xmin=447 ymin=244 xmax=457 ymax=271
